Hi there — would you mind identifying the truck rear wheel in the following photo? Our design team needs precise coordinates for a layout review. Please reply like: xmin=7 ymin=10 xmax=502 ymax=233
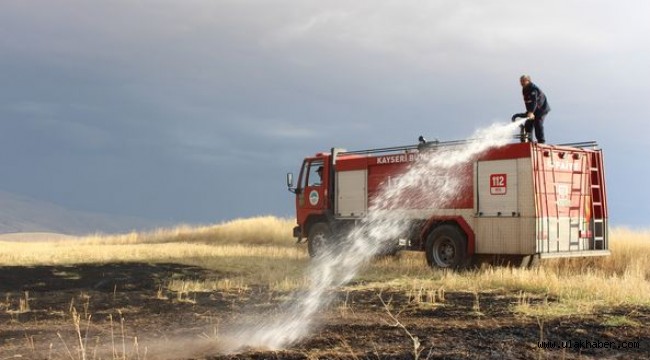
xmin=425 ymin=225 xmax=468 ymax=269
xmin=308 ymin=222 xmax=331 ymax=257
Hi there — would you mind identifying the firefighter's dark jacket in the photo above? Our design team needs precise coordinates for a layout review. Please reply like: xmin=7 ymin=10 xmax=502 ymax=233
xmin=523 ymin=83 xmax=551 ymax=116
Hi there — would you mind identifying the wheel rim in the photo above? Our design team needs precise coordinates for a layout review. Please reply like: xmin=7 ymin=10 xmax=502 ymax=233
xmin=433 ymin=237 xmax=456 ymax=267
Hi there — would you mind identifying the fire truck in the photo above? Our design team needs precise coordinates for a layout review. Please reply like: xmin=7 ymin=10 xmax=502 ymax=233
xmin=286 ymin=139 xmax=609 ymax=268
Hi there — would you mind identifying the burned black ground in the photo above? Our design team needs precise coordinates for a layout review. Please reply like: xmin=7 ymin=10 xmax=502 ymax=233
xmin=1 ymin=263 xmax=648 ymax=359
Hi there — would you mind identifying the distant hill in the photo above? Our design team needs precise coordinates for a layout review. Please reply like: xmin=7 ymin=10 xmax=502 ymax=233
xmin=0 ymin=190 xmax=167 ymax=235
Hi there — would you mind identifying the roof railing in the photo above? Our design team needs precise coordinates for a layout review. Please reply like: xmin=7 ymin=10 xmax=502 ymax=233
xmin=340 ymin=137 xmax=470 ymax=156
xmin=554 ymin=141 xmax=599 ymax=148
xmin=337 ymin=138 xmax=599 ymax=156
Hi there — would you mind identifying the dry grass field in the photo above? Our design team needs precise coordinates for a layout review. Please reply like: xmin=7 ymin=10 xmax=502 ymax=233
xmin=1 ymin=216 xmax=648 ymax=359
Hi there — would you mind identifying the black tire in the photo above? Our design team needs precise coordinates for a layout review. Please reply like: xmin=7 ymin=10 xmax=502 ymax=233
xmin=425 ymin=224 xmax=468 ymax=269
xmin=307 ymin=222 xmax=331 ymax=258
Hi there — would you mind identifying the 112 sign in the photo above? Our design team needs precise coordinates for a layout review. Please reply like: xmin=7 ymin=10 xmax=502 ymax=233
xmin=490 ymin=174 xmax=507 ymax=195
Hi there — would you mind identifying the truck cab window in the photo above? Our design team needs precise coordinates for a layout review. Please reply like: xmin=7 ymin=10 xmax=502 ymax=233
xmin=307 ymin=162 xmax=324 ymax=187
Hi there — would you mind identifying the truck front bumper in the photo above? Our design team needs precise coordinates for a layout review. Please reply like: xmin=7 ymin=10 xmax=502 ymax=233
xmin=293 ymin=225 xmax=301 ymax=238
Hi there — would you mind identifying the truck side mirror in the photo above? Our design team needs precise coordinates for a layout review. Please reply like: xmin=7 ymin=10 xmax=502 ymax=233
xmin=287 ymin=172 xmax=296 ymax=193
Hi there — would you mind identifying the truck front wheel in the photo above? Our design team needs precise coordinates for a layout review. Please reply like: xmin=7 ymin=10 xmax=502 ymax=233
xmin=425 ymin=225 xmax=468 ymax=269
xmin=308 ymin=222 xmax=331 ymax=257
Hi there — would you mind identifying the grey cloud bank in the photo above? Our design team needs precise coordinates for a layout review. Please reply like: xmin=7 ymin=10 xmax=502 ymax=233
xmin=1 ymin=1 xmax=648 ymax=228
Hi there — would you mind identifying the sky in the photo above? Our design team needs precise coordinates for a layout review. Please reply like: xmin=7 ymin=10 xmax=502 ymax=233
xmin=1 ymin=0 xmax=649 ymax=228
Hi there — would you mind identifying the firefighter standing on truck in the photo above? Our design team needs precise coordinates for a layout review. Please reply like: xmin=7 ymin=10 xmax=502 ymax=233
xmin=512 ymin=74 xmax=551 ymax=143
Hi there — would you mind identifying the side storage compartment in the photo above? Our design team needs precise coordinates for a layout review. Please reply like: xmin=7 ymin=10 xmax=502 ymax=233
xmin=335 ymin=170 xmax=368 ymax=218
xmin=474 ymin=158 xmax=536 ymax=255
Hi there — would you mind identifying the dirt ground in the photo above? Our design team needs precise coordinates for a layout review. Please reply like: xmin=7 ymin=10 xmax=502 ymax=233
xmin=1 ymin=263 xmax=648 ymax=359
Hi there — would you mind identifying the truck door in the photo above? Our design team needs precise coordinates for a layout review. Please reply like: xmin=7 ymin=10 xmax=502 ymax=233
xmin=297 ymin=159 xmax=327 ymax=215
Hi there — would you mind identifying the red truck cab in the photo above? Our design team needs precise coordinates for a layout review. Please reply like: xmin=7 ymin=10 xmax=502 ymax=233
xmin=287 ymin=153 xmax=332 ymax=239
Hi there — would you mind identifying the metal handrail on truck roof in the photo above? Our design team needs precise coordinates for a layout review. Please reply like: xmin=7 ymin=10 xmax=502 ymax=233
xmin=555 ymin=141 xmax=599 ymax=148
xmin=338 ymin=138 xmax=600 ymax=157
